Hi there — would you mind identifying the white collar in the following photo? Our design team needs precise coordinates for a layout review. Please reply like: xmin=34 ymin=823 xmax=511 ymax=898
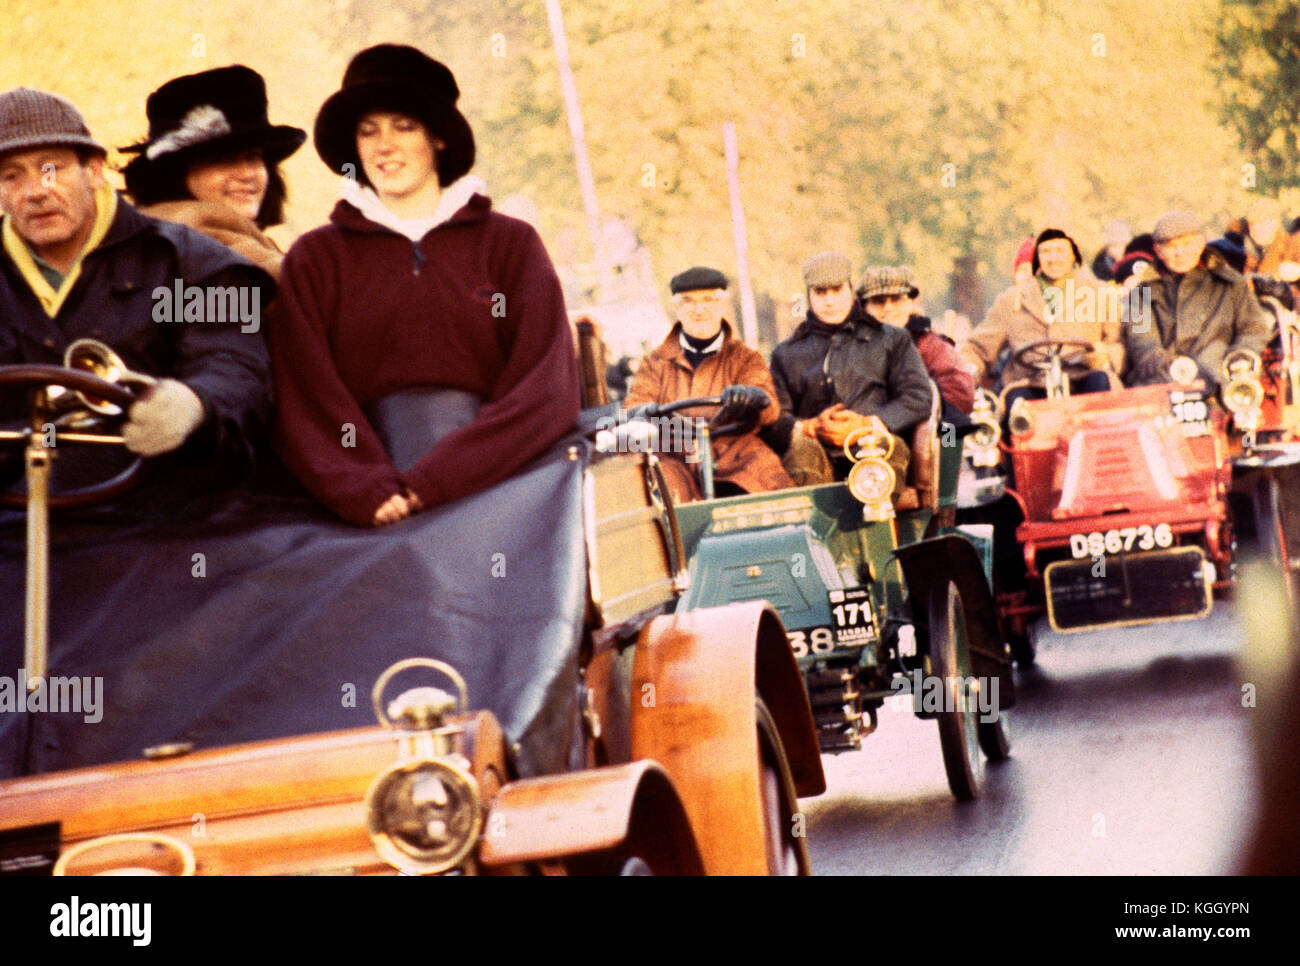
xmin=679 ymin=328 xmax=725 ymax=355
xmin=341 ymin=175 xmax=488 ymax=241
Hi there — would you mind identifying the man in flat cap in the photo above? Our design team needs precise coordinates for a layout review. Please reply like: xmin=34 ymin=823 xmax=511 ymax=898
xmin=1124 ymin=210 xmax=1271 ymax=389
xmin=0 ymin=87 xmax=272 ymax=505
xmin=767 ymin=251 xmax=931 ymax=492
xmin=858 ymin=265 xmax=974 ymax=421
xmin=624 ymin=266 xmax=792 ymax=503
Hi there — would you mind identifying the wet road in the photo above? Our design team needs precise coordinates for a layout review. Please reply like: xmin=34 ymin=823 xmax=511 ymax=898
xmin=802 ymin=606 xmax=1259 ymax=875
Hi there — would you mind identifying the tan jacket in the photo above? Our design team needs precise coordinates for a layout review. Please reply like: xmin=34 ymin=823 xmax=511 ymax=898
xmin=960 ymin=273 xmax=1124 ymax=386
xmin=626 ymin=322 xmax=793 ymax=500
xmin=140 ymin=200 xmax=286 ymax=281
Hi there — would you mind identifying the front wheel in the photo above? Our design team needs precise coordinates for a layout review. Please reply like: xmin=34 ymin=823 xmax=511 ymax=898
xmin=928 ymin=580 xmax=986 ymax=801
xmin=756 ymin=697 xmax=810 ymax=875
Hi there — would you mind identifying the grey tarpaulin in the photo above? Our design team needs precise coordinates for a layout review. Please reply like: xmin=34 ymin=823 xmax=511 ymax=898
xmin=0 ymin=441 xmax=590 ymax=779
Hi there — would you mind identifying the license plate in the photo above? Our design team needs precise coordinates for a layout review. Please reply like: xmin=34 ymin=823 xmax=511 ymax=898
xmin=785 ymin=588 xmax=877 ymax=658
xmin=1068 ymin=523 xmax=1174 ymax=558
xmin=1168 ymin=390 xmax=1210 ymax=436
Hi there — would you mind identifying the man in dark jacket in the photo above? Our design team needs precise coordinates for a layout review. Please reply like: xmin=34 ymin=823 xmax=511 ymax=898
xmin=1124 ymin=210 xmax=1271 ymax=391
xmin=766 ymin=251 xmax=932 ymax=491
xmin=0 ymin=87 xmax=272 ymax=509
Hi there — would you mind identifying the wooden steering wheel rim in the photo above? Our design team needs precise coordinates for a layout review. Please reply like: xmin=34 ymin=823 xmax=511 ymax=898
xmin=1012 ymin=338 xmax=1097 ymax=372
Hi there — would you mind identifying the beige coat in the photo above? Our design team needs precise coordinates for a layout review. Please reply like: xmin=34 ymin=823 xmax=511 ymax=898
xmin=140 ymin=200 xmax=286 ymax=281
xmin=960 ymin=273 xmax=1124 ymax=386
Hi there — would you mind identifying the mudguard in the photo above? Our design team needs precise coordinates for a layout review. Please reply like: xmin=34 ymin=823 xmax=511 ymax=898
xmin=628 ymin=601 xmax=824 ymax=875
xmin=893 ymin=534 xmax=1016 ymax=709
xmin=478 ymin=760 xmax=704 ymax=874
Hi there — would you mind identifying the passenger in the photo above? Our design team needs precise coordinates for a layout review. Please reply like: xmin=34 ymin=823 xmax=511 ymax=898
xmin=120 ymin=66 xmax=306 ymax=282
xmin=1090 ymin=219 xmax=1131 ymax=283
xmin=1124 ymin=210 xmax=1272 ymax=391
xmin=1011 ymin=237 xmax=1035 ymax=285
xmin=268 ymin=45 xmax=579 ymax=527
xmin=1229 ymin=198 xmax=1300 ymax=278
xmin=959 ymin=227 xmax=1123 ymax=409
xmin=623 ymin=266 xmax=793 ymax=504
xmin=0 ymin=87 xmax=272 ymax=501
xmin=1112 ymin=233 xmax=1158 ymax=292
xmin=767 ymin=251 xmax=931 ymax=497
xmin=857 ymin=265 xmax=974 ymax=420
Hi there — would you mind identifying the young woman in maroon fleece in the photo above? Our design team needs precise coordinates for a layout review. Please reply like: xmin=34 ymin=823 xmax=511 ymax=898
xmin=269 ymin=45 xmax=579 ymax=526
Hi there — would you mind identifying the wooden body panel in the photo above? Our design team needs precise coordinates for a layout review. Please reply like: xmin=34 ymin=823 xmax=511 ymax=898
xmin=0 ymin=711 xmax=510 ymax=876
xmin=586 ymin=453 xmax=682 ymax=627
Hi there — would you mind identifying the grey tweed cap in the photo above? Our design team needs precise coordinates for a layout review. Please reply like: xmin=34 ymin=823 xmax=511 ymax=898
xmin=0 ymin=87 xmax=105 ymax=159
xmin=802 ymin=251 xmax=852 ymax=288
xmin=1152 ymin=210 xmax=1203 ymax=244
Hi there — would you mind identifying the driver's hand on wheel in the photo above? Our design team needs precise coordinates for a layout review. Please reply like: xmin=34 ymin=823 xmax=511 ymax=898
xmin=122 ymin=379 xmax=204 ymax=456
xmin=714 ymin=384 xmax=770 ymax=428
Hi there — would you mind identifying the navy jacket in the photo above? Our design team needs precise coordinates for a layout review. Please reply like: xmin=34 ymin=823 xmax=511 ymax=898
xmin=0 ymin=198 xmax=273 ymax=506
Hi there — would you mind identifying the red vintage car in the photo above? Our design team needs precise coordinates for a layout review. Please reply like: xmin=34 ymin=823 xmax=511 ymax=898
xmin=964 ymin=318 xmax=1299 ymax=663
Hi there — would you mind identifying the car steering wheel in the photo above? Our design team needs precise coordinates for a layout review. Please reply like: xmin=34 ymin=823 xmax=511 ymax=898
xmin=1012 ymin=339 xmax=1098 ymax=375
xmin=0 ymin=364 xmax=144 ymax=508
xmin=638 ymin=395 xmax=755 ymax=436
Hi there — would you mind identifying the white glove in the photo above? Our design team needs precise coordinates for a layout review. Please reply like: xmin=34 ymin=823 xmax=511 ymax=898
xmin=122 ymin=379 xmax=205 ymax=456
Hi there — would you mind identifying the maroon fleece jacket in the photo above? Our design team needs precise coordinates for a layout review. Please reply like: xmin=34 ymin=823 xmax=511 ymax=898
xmin=269 ymin=194 xmax=579 ymax=525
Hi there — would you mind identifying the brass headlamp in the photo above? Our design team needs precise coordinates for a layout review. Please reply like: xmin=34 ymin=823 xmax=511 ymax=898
xmin=1007 ymin=397 xmax=1033 ymax=437
xmin=365 ymin=659 xmax=484 ymax=875
xmin=843 ymin=421 xmax=896 ymax=521
xmin=1221 ymin=348 xmax=1264 ymax=430
xmin=965 ymin=388 xmax=1002 ymax=467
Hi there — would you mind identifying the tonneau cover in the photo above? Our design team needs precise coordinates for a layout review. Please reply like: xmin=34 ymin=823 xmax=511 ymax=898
xmin=0 ymin=443 xmax=589 ymax=779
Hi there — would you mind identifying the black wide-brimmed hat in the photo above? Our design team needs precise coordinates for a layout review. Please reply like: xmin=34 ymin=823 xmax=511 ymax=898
xmin=313 ymin=44 xmax=475 ymax=187
xmin=120 ymin=66 xmax=305 ymax=187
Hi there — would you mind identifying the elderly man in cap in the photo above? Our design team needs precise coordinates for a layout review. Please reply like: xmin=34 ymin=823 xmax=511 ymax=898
xmin=624 ymin=266 xmax=792 ymax=503
xmin=1124 ymin=210 xmax=1271 ymax=390
xmin=767 ymin=251 xmax=931 ymax=494
xmin=858 ymin=265 xmax=974 ymax=421
xmin=960 ymin=227 xmax=1123 ymax=404
xmin=0 ymin=87 xmax=272 ymax=506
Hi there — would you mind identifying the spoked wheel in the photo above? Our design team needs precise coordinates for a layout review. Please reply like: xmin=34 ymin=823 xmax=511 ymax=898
xmin=927 ymin=579 xmax=986 ymax=800
xmin=756 ymin=697 xmax=810 ymax=875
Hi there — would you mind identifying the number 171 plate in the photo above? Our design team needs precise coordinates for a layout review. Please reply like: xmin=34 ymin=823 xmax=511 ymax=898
xmin=785 ymin=588 xmax=877 ymax=658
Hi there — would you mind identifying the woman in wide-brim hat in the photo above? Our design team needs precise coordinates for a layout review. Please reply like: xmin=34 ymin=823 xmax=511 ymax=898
xmin=267 ymin=44 xmax=579 ymax=527
xmin=120 ymin=65 xmax=306 ymax=279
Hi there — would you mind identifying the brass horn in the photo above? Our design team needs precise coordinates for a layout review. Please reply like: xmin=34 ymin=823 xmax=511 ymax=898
xmin=62 ymin=339 xmax=156 ymax=416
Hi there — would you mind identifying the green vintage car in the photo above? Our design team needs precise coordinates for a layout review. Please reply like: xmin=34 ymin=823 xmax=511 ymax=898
xmin=623 ymin=392 xmax=1015 ymax=800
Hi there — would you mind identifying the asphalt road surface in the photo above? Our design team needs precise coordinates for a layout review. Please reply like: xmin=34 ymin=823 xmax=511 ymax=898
xmin=802 ymin=604 xmax=1260 ymax=875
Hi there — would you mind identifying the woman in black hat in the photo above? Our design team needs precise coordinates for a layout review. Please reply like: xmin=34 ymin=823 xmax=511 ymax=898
xmin=121 ymin=65 xmax=306 ymax=279
xmin=268 ymin=45 xmax=579 ymax=527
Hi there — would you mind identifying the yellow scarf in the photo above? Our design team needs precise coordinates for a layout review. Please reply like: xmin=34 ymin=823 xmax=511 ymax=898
xmin=2 ymin=182 xmax=118 ymax=318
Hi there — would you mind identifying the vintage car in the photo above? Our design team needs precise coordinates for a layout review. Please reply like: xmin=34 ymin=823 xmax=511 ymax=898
xmin=620 ymin=386 xmax=1016 ymax=801
xmin=964 ymin=307 xmax=1300 ymax=663
xmin=0 ymin=327 xmax=825 ymax=876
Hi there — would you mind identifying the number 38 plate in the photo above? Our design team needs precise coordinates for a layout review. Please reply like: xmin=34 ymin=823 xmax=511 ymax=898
xmin=1069 ymin=523 xmax=1174 ymax=558
xmin=787 ymin=588 xmax=877 ymax=658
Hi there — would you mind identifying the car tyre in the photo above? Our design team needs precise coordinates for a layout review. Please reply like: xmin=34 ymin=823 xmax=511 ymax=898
xmin=756 ymin=697 xmax=810 ymax=875
xmin=928 ymin=579 xmax=985 ymax=801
